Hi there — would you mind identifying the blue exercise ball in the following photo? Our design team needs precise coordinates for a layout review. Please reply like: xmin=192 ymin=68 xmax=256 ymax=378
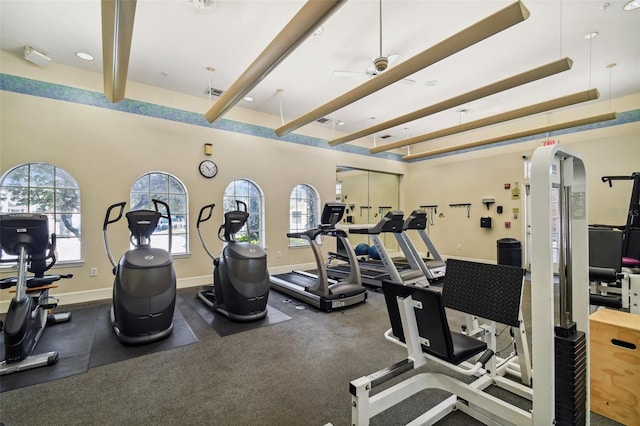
xmin=355 ymin=243 xmax=370 ymax=256
xmin=368 ymin=245 xmax=381 ymax=260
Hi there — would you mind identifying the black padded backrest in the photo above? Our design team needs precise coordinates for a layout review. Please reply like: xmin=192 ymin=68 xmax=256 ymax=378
xmin=589 ymin=227 xmax=623 ymax=271
xmin=382 ymin=280 xmax=453 ymax=360
xmin=442 ymin=259 xmax=524 ymax=327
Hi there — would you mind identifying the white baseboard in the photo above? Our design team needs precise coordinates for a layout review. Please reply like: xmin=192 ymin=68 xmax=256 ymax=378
xmin=0 ymin=275 xmax=212 ymax=314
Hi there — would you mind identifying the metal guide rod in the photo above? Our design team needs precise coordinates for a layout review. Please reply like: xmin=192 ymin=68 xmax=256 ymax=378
xmin=16 ymin=246 xmax=28 ymax=301
xmin=558 ymin=159 xmax=567 ymax=327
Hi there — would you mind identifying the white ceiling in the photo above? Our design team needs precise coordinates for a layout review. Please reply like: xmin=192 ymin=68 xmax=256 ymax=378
xmin=1 ymin=0 xmax=639 ymax=149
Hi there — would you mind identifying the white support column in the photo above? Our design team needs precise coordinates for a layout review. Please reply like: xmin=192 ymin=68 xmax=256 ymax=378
xmin=530 ymin=144 xmax=589 ymax=424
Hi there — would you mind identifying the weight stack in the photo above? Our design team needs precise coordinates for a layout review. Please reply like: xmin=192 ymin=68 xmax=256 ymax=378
xmin=555 ymin=329 xmax=587 ymax=425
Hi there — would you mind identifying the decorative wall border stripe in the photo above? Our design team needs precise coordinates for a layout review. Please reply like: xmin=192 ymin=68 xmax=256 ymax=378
xmin=0 ymin=73 xmax=402 ymax=161
xmin=1 ymin=73 xmax=637 ymax=163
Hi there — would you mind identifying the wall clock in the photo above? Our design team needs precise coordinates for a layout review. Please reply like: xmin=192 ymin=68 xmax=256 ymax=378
xmin=199 ymin=160 xmax=218 ymax=178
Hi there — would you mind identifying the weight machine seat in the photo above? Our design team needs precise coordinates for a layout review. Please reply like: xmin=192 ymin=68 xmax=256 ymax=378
xmin=382 ymin=280 xmax=488 ymax=365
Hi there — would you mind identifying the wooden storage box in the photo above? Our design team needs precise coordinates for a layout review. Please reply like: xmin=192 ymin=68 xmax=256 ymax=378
xmin=590 ymin=309 xmax=640 ymax=424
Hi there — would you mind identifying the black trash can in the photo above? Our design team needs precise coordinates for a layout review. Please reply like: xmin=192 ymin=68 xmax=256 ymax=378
xmin=497 ymin=238 xmax=522 ymax=267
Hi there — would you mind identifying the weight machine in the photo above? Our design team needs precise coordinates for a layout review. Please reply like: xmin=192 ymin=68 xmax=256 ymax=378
xmin=349 ymin=144 xmax=589 ymax=425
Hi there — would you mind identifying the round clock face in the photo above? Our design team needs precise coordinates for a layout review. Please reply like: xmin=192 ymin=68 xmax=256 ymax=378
xmin=199 ymin=160 xmax=218 ymax=178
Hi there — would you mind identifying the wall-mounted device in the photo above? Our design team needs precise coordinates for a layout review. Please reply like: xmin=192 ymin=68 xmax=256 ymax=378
xmin=480 ymin=217 xmax=492 ymax=228
xmin=24 ymin=46 xmax=51 ymax=67
xmin=482 ymin=197 xmax=495 ymax=210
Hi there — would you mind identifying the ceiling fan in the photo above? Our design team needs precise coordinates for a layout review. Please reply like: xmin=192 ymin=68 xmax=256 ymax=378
xmin=332 ymin=0 xmax=416 ymax=85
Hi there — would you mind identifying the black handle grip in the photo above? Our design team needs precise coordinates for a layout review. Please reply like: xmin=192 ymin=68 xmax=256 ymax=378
xmin=477 ymin=349 xmax=495 ymax=367
xmin=198 ymin=203 xmax=215 ymax=227
xmin=104 ymin=202 xmax=126 ymax=229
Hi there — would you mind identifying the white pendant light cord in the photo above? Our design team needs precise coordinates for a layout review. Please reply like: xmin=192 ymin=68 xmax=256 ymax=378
xmin=277 ymin=89 xmax=285 ymax=126
xmin=206 ymin=66 xmax=215 ymax=106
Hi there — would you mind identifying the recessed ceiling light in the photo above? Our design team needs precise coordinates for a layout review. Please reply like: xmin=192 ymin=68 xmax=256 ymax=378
xmin=425 ymin=80 xmax=439 ymax=87
xmin=584 ymin=31 xmax=598 ymax=39
xmin=243 ymin=96 xmax=254 ymax=102
xmin=336 ymin=120 xmax=345 ymax=126
xmin=75 ymin=51 xmax=94 ymax=61
xmin=624 ymin=0 xmax=640 ymax=10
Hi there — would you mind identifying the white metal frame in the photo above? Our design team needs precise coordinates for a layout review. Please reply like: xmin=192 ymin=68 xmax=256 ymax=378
xmin=530 ymin=144 xmax=590 ymax=423
xmin=349 ymin=144 xmax=590 ymax=425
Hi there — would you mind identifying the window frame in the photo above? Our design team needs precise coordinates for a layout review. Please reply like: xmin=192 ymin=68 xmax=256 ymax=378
xmin=222 ymin=179 xmax=265 ymax=248
xmin=129 ymin=171 xmax=189 ymax=255
xmin=0 ymin=162 xmax=82 ymax=263
xmin=288 ymin=183 xmax=321 ymax=247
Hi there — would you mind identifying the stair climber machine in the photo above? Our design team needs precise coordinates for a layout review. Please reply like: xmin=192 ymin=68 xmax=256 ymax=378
xmin=103 ymin=200 xmax=176 ymax=345
xmin=270 ymin=202 xmax=367 ymax=312
xmin=196 ymin=201 xmax=270 ymax=322
xmin=0 ymin=213 xmax=73 ymax=375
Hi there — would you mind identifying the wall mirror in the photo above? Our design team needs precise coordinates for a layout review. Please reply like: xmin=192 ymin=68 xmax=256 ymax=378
xmin=335 ymin=166 xmax=401 ymax=255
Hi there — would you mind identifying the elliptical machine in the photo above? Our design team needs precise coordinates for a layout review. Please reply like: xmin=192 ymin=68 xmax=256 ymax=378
xmin=196 ymin=201 xmax=269 ymax=322
xmin=0 ymin=213 xmax=72 ymax=375
xmin=103 ymin=200 xmax=176 ymax=345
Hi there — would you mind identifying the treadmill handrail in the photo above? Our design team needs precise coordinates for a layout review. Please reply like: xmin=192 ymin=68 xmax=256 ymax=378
xmin=287 ymin=228 xmax=322 ymax=241
xmin=404 ymin=209 xmax=427 ymax=230
xmin=349 ymin=210 xmax=404 ymax=235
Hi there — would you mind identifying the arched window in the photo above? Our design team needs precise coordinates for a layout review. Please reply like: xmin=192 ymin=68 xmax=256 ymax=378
xmin=223 ymin=179 xmax=265 ymax=247
xmin=0 ymin=163 xmax=81 ymax=262
xmin=130 ymin=172 xmax=188 ymax=255
xmin=289 ymin=184 xmax=320 ymax=247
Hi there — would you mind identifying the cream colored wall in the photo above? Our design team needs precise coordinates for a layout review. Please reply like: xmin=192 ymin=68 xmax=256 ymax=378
xmin=0 ymin=52 xmax=407 ymax=307
xmin=1 ymin=50 xmax=638 ymax=308
xmin=406 ymin=109 xmax=639 ymax=262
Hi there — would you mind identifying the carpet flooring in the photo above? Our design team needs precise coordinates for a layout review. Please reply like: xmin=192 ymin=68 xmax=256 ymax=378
xmin=0 ymin=285 xmax=623 ymax=425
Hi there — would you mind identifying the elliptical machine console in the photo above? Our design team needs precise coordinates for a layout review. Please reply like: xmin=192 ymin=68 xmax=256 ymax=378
xmin=0 ymin=213 xmax=72 ymax=375
xmin=103 ymin=200 xmax=176 ymax=345
xmin=196 ymin=201 xmax=270 ymax=322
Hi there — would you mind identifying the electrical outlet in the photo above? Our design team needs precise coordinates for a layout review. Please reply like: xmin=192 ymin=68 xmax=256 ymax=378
xmin=276 ymin=251 xmax=282 ymax=258
xmin=90 ymin=267 xmax=98 ymax=277
xmin=456 ymin=244 xmax=462 ymax=251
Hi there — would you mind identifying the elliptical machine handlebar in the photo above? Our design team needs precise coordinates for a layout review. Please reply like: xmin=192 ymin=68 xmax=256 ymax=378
xmin=197 ymin=203 xmax=217 ymax=261
xmin=104 ymin=202 xmax=127 ymax=230
xmin=103 ymin=200 xmax=173 ymax=272
xmin=153 ymin=199 xmax=172 ymax=254
xmin=103 ymin=202 xmax=127 ymax=269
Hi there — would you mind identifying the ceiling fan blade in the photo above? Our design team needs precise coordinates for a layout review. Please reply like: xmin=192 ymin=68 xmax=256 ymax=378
xmin=332 ymin=70 xmax=366 ymax=78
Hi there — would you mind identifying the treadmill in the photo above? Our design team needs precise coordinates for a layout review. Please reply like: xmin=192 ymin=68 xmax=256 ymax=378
xmin=397 ymin=209 xmax=446 ymax=281
xmin=269 ymin=203 xmax=367 ymax=312
xmin=348 ymin=210 xmax=431 ymax=287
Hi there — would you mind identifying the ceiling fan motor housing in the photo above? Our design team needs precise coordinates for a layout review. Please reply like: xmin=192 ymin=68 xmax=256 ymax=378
xmin=373 ymin=56 xmax=389 ymax=73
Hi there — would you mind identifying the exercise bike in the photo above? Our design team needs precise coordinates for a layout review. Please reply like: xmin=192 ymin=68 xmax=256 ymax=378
xmin=103 ymin=200 xmax=176 ymax=345
xmin=0 ymin=213 xmax=72 ymax=375
xmin=196 ymin=201 xmax=269 ymax=322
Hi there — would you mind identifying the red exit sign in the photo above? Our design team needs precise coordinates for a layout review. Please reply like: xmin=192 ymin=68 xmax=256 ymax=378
xmin=542 ymin=139 xmax=558 ymax=146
